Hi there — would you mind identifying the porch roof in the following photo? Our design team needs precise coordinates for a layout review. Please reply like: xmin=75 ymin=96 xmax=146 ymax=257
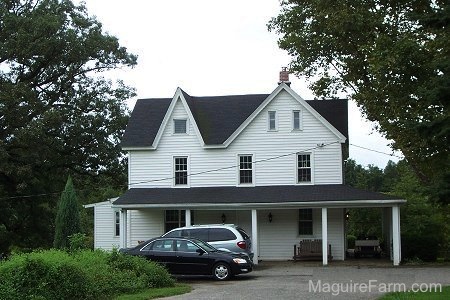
xmin=113 ymin=185 xmax=405 ymax=209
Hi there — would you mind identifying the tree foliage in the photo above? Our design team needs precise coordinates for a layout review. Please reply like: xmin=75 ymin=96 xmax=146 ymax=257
xmin=0 ymin=0 xmax=136 ymax=253
xmin=269 ymin=0 xmax=449 ymax=204
xmin=54 ymin=176 xmax=81 ymax=249
xmin=344 ymin=159 xmax=449 ymax=261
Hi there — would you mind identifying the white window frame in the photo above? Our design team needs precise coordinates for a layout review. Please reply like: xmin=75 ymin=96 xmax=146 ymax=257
xmin=173 ymin=119 xmax=188 ymax=134
xmin=295 ymin=152 xmax=314 ymax=184
xmin=114 ymin=210 xmax=120 ymax=237
xmin=298 ymin=208 xmax=314 ymax=236
xmin=267 ymin=111 xmax=277 ymax=131
xmin=292 ymin=110 xmax=303 ymax=131
xmin=173 ymin=156 xmax=190 ymax=187
xmin=164 ymin=210 xmax=186 ymax=233
xmin=237 ymin=154 xmax=255 ymax=186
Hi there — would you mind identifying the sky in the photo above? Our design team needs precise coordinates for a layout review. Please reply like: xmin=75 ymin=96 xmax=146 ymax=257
xmin=80 ymin=0 xmax=402 ymax=168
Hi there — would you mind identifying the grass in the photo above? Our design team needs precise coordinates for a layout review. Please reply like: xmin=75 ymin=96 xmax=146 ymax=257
xmin=115 ymin=284 xmax=192 ymax=300
xmin=379 ymin=285 xmax=449 ymax=300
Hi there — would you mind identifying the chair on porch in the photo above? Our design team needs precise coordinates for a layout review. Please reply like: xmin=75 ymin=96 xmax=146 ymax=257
xmin=293 ymin=239 xmax=333 ymax=261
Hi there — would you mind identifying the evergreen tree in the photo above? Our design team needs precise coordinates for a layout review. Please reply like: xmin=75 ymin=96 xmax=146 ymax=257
xmin=54 ymin=176 xmax=81 ymax=249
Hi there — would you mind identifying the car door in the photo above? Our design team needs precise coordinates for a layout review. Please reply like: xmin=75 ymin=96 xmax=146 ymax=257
xmin=143 ymin=239 xmax=178 ymax=273
xmin=175 ymin=239 xmax=212 ymax=275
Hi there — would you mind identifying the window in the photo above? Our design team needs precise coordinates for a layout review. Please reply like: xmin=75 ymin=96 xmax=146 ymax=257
xmin=183 ymin=228 xmax=208 ymax=241
xmin=293 ymin=110 xmax=301 ymax=130
xmin=150 ymin=239 xmax=174 ymax=252
xmin=268 ymin=111 xmax=277 ymax=130
xmin=238 ymin=155 xmax=253 ymax=184
xmin=299 ymin=209 xmax=313 ymax=235
xmin=165 ymin=210 xmax=186 ymax=233
xmin=174 ymin=156 xmax=188 ymax=185
xmin=297 ymin=153 xmax=311 ymax=183
xmin=176 ymin=240 xmax=199 ymax=253
xmin=114 ymin=211 xmax=120 ymax=236
xmin=208 ymin=228 xmax=237 ymax=242
xmin=173 ymin=119 xmax=187 ymax=134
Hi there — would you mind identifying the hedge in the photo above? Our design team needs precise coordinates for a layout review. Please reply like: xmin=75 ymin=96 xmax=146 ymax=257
xmin=0 ymin=249 xmax=175 ymax=300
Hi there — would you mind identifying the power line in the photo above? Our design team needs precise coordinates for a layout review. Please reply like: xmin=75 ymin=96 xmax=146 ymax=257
xmin=0 ymin=141 xmax=341 ymax=200
xmin=350 ymin=143 xmax=404 ymax=159
xmin=0 ymin=141 xmax=404 ymax=200
xmin=127 ymin=141 xmax=341 ymax=186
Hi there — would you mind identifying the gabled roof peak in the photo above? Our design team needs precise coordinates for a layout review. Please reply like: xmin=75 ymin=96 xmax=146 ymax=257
xmin=121 ymin=85 xmax=348 ymax=150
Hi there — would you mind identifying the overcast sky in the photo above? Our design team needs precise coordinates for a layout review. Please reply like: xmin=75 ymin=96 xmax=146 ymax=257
xmin=80 ymin=0 xmax=402 ymax=168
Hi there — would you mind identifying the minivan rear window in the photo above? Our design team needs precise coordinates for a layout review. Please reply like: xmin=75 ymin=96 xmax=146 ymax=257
xmin=208 ymin=228 xmax=236 ymax=242
xmin=237 ymin=227 xmax=250 ymax=239
xmin=185 ymin=228 xmax=208 ymax=241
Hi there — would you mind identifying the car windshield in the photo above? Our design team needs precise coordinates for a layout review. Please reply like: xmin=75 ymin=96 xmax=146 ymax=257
xmin=192 ymin=239 xmax=217 ymax=252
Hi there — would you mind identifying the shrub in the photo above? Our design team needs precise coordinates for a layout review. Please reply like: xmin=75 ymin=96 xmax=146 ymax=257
xmin=347 ymin=235 xmax=356 ymax=249
xmin=0 ymin=249 xmax=175 ymax=300
xmin=68 ymin=233 xmax=89 ymax=251
xmin=108 ymin=249 xmax=175 ymax=289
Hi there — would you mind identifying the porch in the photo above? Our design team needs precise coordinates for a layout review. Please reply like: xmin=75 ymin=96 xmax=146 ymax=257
xmin=113 ymin=185 xmax=405 ymax=266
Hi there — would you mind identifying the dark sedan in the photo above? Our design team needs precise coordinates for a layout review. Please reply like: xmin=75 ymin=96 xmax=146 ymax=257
xmin=119 ymin=237 xmax=253 ymax=280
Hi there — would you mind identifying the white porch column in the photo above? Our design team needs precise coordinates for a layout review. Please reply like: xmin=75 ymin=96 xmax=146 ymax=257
xmin=185 ymin=209 xmax=191 ymax=226
xmin=251 ymin=209 xmax=258 ymax=265
xmin=119 ymin=209 xmax=128 ymax=249
xmin=392 ymin=205 xmax=401 ymax=266
xmin=322 ymin=207 xmax=328 ymax=266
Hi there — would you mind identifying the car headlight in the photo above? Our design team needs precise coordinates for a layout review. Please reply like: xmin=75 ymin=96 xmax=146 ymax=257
xmin=233 ymin=258 xmax=247 ymax=264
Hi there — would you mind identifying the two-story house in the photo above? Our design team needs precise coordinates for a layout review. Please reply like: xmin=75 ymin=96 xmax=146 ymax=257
xmin=87 ymin=71 xmax=405 ymax=265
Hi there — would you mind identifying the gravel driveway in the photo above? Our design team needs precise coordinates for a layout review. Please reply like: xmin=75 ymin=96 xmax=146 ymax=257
xmin=165 ymin=261 xmax=450 ymax=300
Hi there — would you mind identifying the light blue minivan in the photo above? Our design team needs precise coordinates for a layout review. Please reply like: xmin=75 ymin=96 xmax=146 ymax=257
xmin=162 ymin=224 xmax=253 ymax=259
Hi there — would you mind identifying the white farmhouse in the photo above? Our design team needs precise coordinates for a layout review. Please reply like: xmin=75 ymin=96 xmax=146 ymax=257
xmin=89 ymin=70 xmax=405 ymax=266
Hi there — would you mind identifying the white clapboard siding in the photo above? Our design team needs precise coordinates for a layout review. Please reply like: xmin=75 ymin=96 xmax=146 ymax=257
xmin=128 ymin=209 xmax=164 ymax=247
xmin=129 ymin=90 xmax=343 ymax=187
xmin=93 ymin=203 xmax=120 ymax=250
xmin=312 ymin=208 xmax=345 ymax=260
xmin=258 ymin=208 xmax=344 ymax=260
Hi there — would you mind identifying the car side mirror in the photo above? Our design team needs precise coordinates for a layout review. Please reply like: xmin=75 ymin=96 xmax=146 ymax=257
xmin=196 ymin=248 xmax=206 ymax=255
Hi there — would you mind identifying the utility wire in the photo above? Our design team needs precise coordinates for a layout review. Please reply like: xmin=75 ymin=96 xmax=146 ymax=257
xmin=127 ymin=141 xmax=340 ymax=186
xmin=0 ymin=141 xmax=403 ymax=200
xmin=350 ymin=143 xmax=404 ymax=159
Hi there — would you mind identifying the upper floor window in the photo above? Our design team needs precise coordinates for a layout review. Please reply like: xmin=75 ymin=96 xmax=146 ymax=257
xmin=173 ymin=119 xmax=187 ymax=134
xmin=268 ymin=111 xmax=277 ymax=131
xmin=174 ymin=157 xmax=188 ymax=185
xmin=238 ymin=154 xmax=253 ymax=185
xmin=297 ymin=153 xmax=311 ymax=183
xmin=293 ymin=110 xmax=302 ymax=130
xmin=299 ymin=209 xmax=313 ymax=235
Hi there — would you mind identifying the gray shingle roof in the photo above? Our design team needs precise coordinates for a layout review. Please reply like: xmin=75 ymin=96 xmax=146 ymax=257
xmin=113 ymin=185 xmax=401 ymax=206
xmin=120 ymin=89 xmax=348 ymax=148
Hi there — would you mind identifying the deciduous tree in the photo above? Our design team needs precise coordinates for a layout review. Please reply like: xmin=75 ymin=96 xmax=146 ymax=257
xmin=0 ymin=0 xmax=136 ymax=253
xmin=269 ymin=0 xmax=449 ymax=204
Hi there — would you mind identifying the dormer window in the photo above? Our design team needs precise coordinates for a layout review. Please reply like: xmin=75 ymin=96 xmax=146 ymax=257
xmin=268 ymin=111 xmax=277 ymax=131
xmin=174 ymin=119 xmax=187 ymax=134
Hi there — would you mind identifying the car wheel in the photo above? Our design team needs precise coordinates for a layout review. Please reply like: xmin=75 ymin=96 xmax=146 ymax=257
xmin=213 ymin=263 xmax=231 ymax=280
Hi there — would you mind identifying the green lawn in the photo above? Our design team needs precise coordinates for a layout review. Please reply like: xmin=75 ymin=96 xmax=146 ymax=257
xmin=379 ymin=285 xmax=449 ymax=300
xmin=115 ymin=284 xmax=192 ymax=300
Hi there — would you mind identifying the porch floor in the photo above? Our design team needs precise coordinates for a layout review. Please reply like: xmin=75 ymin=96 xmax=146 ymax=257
xmin=257 ymin=258 xmax=393 ymax=269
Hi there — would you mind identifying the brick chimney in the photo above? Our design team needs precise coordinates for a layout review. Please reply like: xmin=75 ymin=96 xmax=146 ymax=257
xmin=278 ymin=67 xmax=291 ymax=86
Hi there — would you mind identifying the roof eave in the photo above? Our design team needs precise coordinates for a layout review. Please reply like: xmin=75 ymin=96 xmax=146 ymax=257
xmin=122 ymin=146 xmax=156 ymax=151
xmin=113 ymin=199 xmax=406 ymax=209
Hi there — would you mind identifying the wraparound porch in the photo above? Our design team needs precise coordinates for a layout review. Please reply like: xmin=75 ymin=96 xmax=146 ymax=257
xmin=117 ymin=203 xmax=403 ymax=266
